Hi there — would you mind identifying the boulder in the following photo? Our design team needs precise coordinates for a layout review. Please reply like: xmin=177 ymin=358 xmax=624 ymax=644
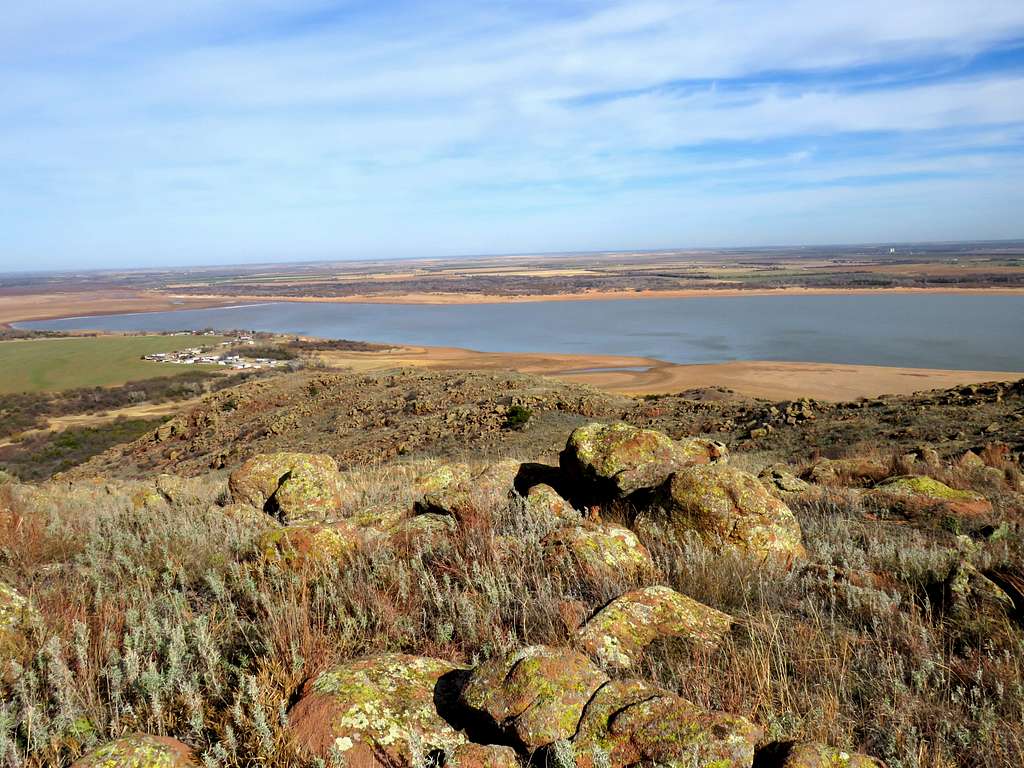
xmin=525 ymin=484 xmax=580 ymax=528
xmin=577 ymin=585 xmax=733 ymax=668
xmin=636 ymin=465 xmax=805 ymax=563
xmin=229 ymin=452 xmax=342 ymax=521
xmin=413 ymin=464 xmax=472 ymax=517
xmin=0 ymin=581 xmax=36 ymax=668
xmin=257 ymin=520 xmax=362 ymax=568
xmin=573 ymin=678 xmax=761 ymax=768
xmin=543 ymin=524 xmax=657 ymax=584
xmin=71 ymin=734 xmax=197 ymax=767
xmin=867 ymin=475 xmax=992 ymax=518
xmin=448 ymin=743 xmax=520 ymax=768
xmin=288 ymin=654 xmax=467 ymax=767
xmin=806 ymin=458 xmax=889 ymax=487
xmin=944 ymin=560 xmax=1014 ymax=626
xmin=758 ymin=465 xmax=824 ymax=506
xmin=459 ymin=645 xmax=609 ymax=749
xmin=560 ymin=423 xmax=725 ymax=500
xmin=761 ymin=740 xmax=885 ymax=767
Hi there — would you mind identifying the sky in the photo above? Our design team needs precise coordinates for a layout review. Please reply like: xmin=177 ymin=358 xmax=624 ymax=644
xmin=2 ymin=1 xmax=1024 ymax=270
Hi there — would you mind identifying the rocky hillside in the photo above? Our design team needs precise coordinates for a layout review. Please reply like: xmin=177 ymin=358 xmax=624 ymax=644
xmin=1 ymin=396 xmax=1023 ymax=766
xmin=72 ymin=368 xmax=1024 ymax=480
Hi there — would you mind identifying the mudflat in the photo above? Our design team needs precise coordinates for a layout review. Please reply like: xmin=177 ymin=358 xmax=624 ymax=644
xmin=314 ymin=344 xmax=1021 ymax=401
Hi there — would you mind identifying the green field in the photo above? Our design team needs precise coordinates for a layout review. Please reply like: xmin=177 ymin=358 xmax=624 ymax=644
xmin=0 ymin=335 xmax=225 ymax=393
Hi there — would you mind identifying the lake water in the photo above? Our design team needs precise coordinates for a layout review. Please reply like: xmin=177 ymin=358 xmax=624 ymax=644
xmin=18 ymin=294 xmax=1024 ymax=371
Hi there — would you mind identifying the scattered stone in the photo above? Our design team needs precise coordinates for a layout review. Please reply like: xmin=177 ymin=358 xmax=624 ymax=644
xmin=543 ymin=523 xmax=657 ymax=584
xmin=257 ymin=520 xmax=361 ymax=568
xmin=460 ymin=645 xmax=609 ymax=749
xmin=867 ymin=475 xmax=992 ymax=518
xmin=560 ymin=423 xmax=725 ymax=500
xmin=577 ymin=585 xmax=733 ymax=668
xmin=229 ymin=452 xmax=342 ymax=521
xmin=573 ymin=678 xmax=761 ymax=768
xmin=71 ymin=733 xmax=197 ymax=767
xmin=636 ymin=465 xmax=806 ymax=563
xmin=288 ymin=654 xmax=467 ymax=767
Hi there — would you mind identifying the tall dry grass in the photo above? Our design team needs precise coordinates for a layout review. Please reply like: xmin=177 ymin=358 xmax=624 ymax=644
xmin=0 ymin=458 xmax=1021 ymax=767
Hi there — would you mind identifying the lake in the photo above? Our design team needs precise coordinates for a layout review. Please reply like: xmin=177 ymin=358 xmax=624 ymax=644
xmin=18 ymin=294 xmax=1024 ymax=371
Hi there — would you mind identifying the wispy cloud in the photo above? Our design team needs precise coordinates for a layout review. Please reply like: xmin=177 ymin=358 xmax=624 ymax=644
xmin=2 ymin=1 xmax=1023 ymax=268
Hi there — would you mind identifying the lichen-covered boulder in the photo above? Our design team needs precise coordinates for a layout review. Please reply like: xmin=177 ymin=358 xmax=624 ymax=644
xmin=806 ymin=458 xmax=889 ymax=488
xmin=229 ymin=452 xmax=342 ymax=521
xmin=560 ymin=423 xmax=725 ymax=500
xmin=765 ymin=740 xmax=885 ymax=767
xmin=1 ymin=581 xmax=36 ymax=668
xmin=543 ymin=524 xmax=657 ymax=584
xmin=71 ymin=733 xmax=197 ymax=767
xmin=525 ymin=484 xmax=580 ymax=527
xmin=448 ymin=743 xmax=520 ymax=768
xmin=257 ymin=520 xmax=362 ymax=568
xmin=577 ymin=585 xmax=733 ymax=668
xmin=573 ymin=679 xmax=761 ymax=768
xmin=288 ymin=654 xmax=467 ymax=767
xmin=413 ymin=464 xmax=472 ymax=517
xmin=866 ymin=475 xmax=992 ymax=518
xmin=758 ymin=465 xmax=824 ymax=506
xmin=636 ymin=465 xmax=805 ymax=563
xmin=472 ymin=460 xmax=522 ymax=502
xmin=460 ymin=645 xmax=609 ymax=749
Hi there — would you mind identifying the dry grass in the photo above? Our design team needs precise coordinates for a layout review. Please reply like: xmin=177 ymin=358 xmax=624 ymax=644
xmin=0 ymin=458 xmax=1022 ymax=767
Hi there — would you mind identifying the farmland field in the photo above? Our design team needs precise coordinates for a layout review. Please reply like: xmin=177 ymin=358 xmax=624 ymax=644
xmin=0 ymin=335 xmax=224 ymax=393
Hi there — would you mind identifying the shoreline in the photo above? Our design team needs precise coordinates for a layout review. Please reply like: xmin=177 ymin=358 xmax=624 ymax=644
xmin=171 ymin=285 xmax=1024 ymax=307
xmin=4 ymin=285 xmax=1024 ymax=328
xmin=312 ymin=343 xmax=1023 ymax=401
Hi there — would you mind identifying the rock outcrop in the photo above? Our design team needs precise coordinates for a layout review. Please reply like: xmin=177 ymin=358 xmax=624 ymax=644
xmin=866 ymin=475 xmax=992 ymax=518
xmin=573 ymin=678 xmax=761 ymax=768
xmin=71 ymin=734 xmax=197 ymax=767
xmin=257 ymin=519 xmax=362 ymax=568
xmin=560 ymin=422 xmax=725 ymax=500
xmin=543 ymin=524 xmax=657 ymax=584
xmin=459 ymin=645 xmax=609 ymax=749
xmin=761 ymin=740 xmax=885 ymax=767
xmin=229 ymin=452 xmax=343 ymax=521
xmin=288 ymin=654 xmax=468 ymax=767
xmin=636 ymin=465 xmax=806 ymax=563
xmin=758 ymin=465 xmax=824 ymax=506
xmin=576 ymin=585 xmax=733 ymax=667
xmin=0 ymin=581 xmax=36 ymax=669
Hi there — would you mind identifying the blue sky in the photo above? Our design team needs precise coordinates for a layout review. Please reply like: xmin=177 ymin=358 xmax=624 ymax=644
xmin=2 ymin=1 xmax=1024 ymax=270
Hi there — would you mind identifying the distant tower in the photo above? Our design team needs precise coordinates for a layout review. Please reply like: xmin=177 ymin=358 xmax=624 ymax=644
xmin=889 ymin=247 xmax=896 ymax=254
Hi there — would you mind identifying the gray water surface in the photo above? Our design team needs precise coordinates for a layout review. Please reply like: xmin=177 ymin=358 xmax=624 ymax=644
xmin=19 ymin=294 xmax=1024 ymax=371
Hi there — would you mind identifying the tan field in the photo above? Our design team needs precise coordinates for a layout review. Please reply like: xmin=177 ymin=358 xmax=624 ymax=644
xmin=174 ymin=285 xmax=1024 ymax=307
xmin=0 ymin=290 xmax=235 ymax=327
xmin=315 ymin=344 xmax=1022 ymax=401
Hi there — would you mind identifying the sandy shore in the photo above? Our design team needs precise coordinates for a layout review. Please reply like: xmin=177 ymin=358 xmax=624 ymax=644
xmin=316 ymin=344 xmax=1022 ymax=401
xmin=176 ymin=285 xmax=1024 ymax=306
